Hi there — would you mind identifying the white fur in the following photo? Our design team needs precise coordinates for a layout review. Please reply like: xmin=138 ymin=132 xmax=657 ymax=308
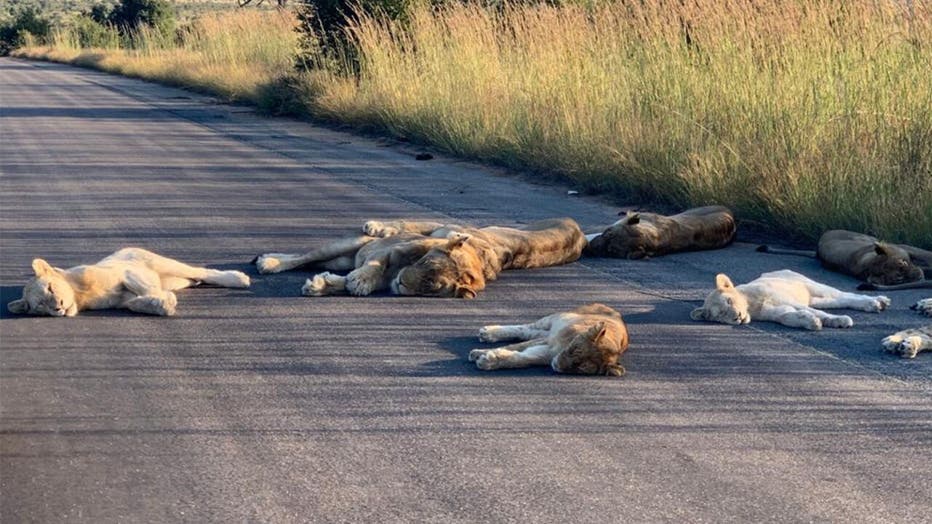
xmin=691 ymin=270 xmax=890 ymax=330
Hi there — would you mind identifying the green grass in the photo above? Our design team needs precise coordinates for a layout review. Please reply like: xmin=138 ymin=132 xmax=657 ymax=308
xmin=13 ymin=1 xmax=932 ymax=246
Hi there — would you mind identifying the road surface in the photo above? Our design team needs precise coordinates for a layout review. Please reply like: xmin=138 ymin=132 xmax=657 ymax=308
xmin=1 ymin=58 xmax=930 ymax=523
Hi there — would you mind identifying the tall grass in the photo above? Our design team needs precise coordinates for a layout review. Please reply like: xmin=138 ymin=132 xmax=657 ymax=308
xmin=15 ymin=10 xmax=298 ymax=103
xmin=310 ymin=0 xmax=932 ymax=245
xmin=13 ymin=2 xmax=932 ymax=245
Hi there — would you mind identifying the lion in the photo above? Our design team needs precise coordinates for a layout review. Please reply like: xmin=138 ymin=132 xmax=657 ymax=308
xmin=584 ymin=205 xmax=736 ymax=259
xmin=690 ymin=270 xmax=890 ymax=330
xmin=468 ymin=303 xmax=629 ymax=376
xmin=881 ymin=300 xmax=932 ymax=358
xmin=757 ymin=230 xmax=932 ymax=290
xmin=7 ymin=248 xmax=250 ymax=317
xmin=255 ymin=218 xmax=587 ymax=298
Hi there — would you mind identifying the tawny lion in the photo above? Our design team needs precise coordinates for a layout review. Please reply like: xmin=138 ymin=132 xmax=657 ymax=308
xmin=7 ymin=248 xmax=250 ymax=317
xmin=255 ymin=218 xmax=586 ymax=299
xmin=881 ymin=299 xmax=932 ymax=359
xmin=469 ymin=303 xmax=629 ymax=376
xmin=585 ymin=206 xmax=736 ymax=259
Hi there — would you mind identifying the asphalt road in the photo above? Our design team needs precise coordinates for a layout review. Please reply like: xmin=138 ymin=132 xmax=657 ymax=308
xmin=1 ymin=58 xmax=930 ymax=523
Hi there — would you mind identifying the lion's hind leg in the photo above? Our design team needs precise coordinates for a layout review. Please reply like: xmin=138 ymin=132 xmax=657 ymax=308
xmin=808 ymin=290 xmax=890 ymax=313
xmin=478 ymin=314 xmax=556 ymax=343
xmin=139 ymin=252 xmax=249 ymax=289
xmin=882 ymin=326 xmax=932 ymax=358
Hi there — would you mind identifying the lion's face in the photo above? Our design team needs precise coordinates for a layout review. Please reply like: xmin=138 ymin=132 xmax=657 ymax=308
xmin=7 ymin=259 xmax=78 ymax=317
xmin=585 ymin=212 xmax=651 ymax=259
xmin=551 ymin=323 xmax=625 ymax=376
xmin=866 ymin=243 xmax=924 ymax=285
xmin=391 ymin=234 xmax=485 ymax=299
xmin=691 ymin=274 xmax=751 ymax=325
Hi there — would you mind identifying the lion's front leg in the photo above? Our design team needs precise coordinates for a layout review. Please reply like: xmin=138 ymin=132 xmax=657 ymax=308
xmin=469 ymin=338 xmax=551 ymax=371
xmin=301 ymin=272 xmax=347 ymax=296
xmin=363 ymin=220 xmax=446 ymax=237
xmin=344 ymin=260 xmax=389 ymax=296
xmin=124 ymin=293 xmax=178 ymax=316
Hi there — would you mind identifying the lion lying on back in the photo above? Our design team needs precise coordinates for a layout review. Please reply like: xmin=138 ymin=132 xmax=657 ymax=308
xmin=881 ymin=299 xmax=932 ymax=359
xmin=470 ymin=303 xmax=629 ymax=376
xmin=7 ymin=248 xmax=250 ymax=317
xmin=585 ymin=206 xmax=736 ymax=259
xmin=758 ymin=230 xmax=932 ymax=290
xmin=691 ymin=270 xmax=890 ymax=330
xmin=255 ymin=218 xmax=586 ymax=298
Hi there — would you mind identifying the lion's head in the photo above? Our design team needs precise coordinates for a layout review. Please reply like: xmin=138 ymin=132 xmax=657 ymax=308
xmin=391 ymin=234 xmax=487 ymax=299
xmin=551 ymin=322 xmax=626 ymax=376
xmin=7 ymin=259 xmax=78 ymax=317
xmin=865 ymin=243 xmax=924 ymax=286
xmin=690 ymin=273 xmax=750 ymax=325
xmin=585 ymin=212 xmax=654 ymax=259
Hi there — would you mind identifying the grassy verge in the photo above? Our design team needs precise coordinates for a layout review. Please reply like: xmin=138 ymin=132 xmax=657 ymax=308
xmin=14 ymin=1 xmax=932 ymax=246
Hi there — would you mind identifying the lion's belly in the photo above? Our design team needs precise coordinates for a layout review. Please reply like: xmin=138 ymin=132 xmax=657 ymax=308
xmin=744 ymin=280 xmax=812 ymax=308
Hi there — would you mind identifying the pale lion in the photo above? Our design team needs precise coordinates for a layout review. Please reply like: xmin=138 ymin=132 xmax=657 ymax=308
xmin=255 ymin=218 xmax=586 ymax=299
xmin=585 ymin=206 xmax=736 ymax=259
xmin=469 ymin=303 xmax=629 ymax=376
xmin=7 ymin=248 xmax=250 ymax=317
xmin=881 ymin=300 xmax=932 ymax=358
xmin=758 ymin=230 xmax=932 ymax=290
xmin=690 ymin=270 xmax=890 ymax=330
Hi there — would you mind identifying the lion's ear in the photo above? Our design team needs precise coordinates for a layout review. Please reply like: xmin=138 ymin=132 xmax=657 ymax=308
xmin=587 ymin=321 xmax=607 ymax=341
xmin=715 ymin=273 xmax=734 ymax=290
xmin=7 ymin=299 xmax=28 ymax=314
xmin=445 ymin=233 xmax=470 ymax=250
xmin=690 ymin=307 xmax=706 ymax=321
xmin=626 ymin=213 xmax=641 ymax=226
xmin=455 ymin=286 xmax=477 ymax=299
xmin=604 ymin=363 xmax=626 ymax=377
xmin=874 ymin=242 xmax=890 ymax=256
xmin=31 ymin=258 xmax=55 ymax=277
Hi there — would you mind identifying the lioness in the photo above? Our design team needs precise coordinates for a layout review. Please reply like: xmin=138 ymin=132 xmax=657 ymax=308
xmin=584 ymin=206 xmax=736 ymax=259
xmin=469 ymin=303 xmax=629 ymax=376
xmin=758 ymin=230 xmax=932 ymax=290
xmin=881 ymin=300 xmax=932 ymax=358
xmin=7 ymin=248 xmax=250 ymax=317
xmin=690 ymin=270 xmax=890 ymax=330
xmin=255 ymin=218 xmax=586 ymax=298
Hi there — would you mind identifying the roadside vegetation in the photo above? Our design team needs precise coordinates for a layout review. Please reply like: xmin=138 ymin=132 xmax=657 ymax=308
xmin=10 ymin=0 xmax=932 ymax=246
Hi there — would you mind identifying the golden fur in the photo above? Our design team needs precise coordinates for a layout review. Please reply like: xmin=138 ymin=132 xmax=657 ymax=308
xmin=469 ymin=303 xmax=629 ymax=376
xmin=255 ymin=218 xmax=587 ymax=298
xmin=585 ymin=206 xmax=736 ymax=259
xmin=7 ymin=248 xmax=250 ymax=317
xmin=690 ymin=270 xmax=890 ymax=330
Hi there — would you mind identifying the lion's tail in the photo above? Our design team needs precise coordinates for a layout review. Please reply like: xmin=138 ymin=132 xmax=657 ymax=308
xmin=755 ymin=245 xmax=816 ymax=257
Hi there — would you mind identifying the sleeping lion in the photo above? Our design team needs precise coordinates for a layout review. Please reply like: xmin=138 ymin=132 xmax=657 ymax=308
xmin=585 ymin=205 xmax=736 ymax=259
xmin=255 ymin=218 xmax=586 ymax=299
xmin=690 ymin=270 xmax=890 ymax=330
xmin=7 ymin=248 xmax=250 ymax=317
xmin=469 ymin=303 xmax=629 ymax=376
xmin=881 ymin=299 xmax=932 ymax=358
xmin=758 ymin=230 xmax=932 ymax=290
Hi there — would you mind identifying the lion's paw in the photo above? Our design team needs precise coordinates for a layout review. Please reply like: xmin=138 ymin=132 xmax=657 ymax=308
xmin=478 ymin=326 xmax=500 ymax=343
xmin=302 ymin=274 xmax=329 ymax=296
xmin=256 ymin=254 xmax=283 ymax=274
xmin=469 ymin=349 xmax=489 ymax=362
xmin=800 ymin=315 xmax=822 ymax=331
xmin=228 ymin=271 xmax=251 ymax=288
xmin=363 ymin=221 xmax=399 ymax=237
xmin=866 ymin=296 xmax=891 ymax=312
xmin=161 ymin=292 xmax=178 ymax=316
xmin=911 ymin=299 xmax=932 ymax=317
xmin=475 ymin=351 xmax=500 ymax=370
xmin=824 ymin=315 xmax=854 ymax=329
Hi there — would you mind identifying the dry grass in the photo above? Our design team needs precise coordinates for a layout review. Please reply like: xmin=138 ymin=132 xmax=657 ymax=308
xmin=15 ymin=10 xmax=298 ymax=103
xmin=14 ymin=2 xmax=932 ymax=245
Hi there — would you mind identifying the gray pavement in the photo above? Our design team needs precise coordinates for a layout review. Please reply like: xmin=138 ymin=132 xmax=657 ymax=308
xmin=1 ymin=58 xmax=930 ymax=523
